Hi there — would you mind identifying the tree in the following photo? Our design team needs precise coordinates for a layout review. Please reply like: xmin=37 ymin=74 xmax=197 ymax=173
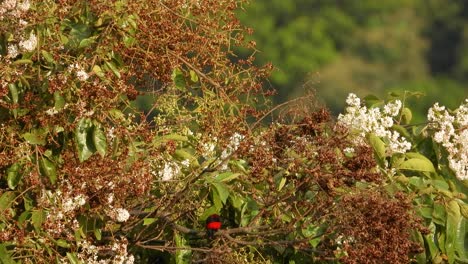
xmin=0 ymin=1 xmax=466 ymax=263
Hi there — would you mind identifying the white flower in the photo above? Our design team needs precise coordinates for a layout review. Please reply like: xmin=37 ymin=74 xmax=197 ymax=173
xmin=19 ymin=32 xmax=37 ymax=52
xmin=76 ymin=69 xmax=89 ymax=81
xmin=343 ymin=147 xmax=355 ymax=155
xmin=160 ymin=162 xmax=180 ymax=181
xmin=181 ymin=159 xmax=190 ymax=167
xmin=7 ymin=44 xmax=19 ymax=58
xmin=345 ymin=93 xmax=361 ymax=107
xmin=111 ymin=208 xmax=130 ymax=222
xmin=68 ymin=63 xmax=89 ymax=81
xmin=383 ymin=100 xmax=402 ymax=117
xmin=428 ymin=100 xmax=468 ymax=180
xmin=17 ymin=0 xmax=30 ymax=11
xmin=62 ymin=194 xmax=87 ymax=213
xmin=337 ymin=94 xmax=411 ymax=159
xmin=45 ymin=108 xmax=58 ymax=116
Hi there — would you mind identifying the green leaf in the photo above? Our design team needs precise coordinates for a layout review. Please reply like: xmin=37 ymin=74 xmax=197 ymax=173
xmin=143 ymin=218 xmax=157 ymax=226
xmin=8 ymin=83 xmax=18 ymax=118
xmin=7 ymin=163 xmax=21 ymax=190
xmin=22 ymin=128 xmax=47 ymax=145
xmin=412 ymin=231 xmax=427 ymax=264
xmin=92 ymin=65 xmax=105 ymax=78
xmin=0 ymin=192 xmax=16 ymax=211
xmin=368 ymin=133 xmax=386 ymax=160
xmin=75 ymin=118 xmax=96 ymax=162
xmin=12 ymin=59 xmax=33 ymax=65
xmin=55 ymin=239 xmax=71 ymax=248
xmin=392 ymin=125 xmax=411 ymax=139
xmin=171 ymin=68 xmax=186 ymax=91
xmin=40 ymin=157 xmax=57 ymax=184
xmin=399 ymin=158 xmax=435 ymax=172
xmin=31 ymin=209 xmax=45 ymax=233
xmin=424 ymin=222 xmax=440 ymax=261
xmin=277 ymin=176 xmax=287 ymax=191
xmin=432 ymin=203 xmax=447 ymax=226
xmin=78 ymin=37 xmax=96 ymax=48
xmin=189 ymin=70 xmax=199 ymax=83
xmin=67 ymin=252 xmax=83 ymax=264
xmin=215 ymin=172 xmax=240 ymax=182
xmin=0 ymin=244 xmax=15 ymax=264
xmin=460 ymin=203 xmax=468 ymax=219
xmin=94 ymin=228 xmax=102 ymax=241
xmin=212 ymin=182 xmax=230 ymax=205
xmin=401 ymin=107 xmax=412 ymax=124
xmin=18 ymin=211 xmax=31 ymax=226
xmin=174 ymin=149 xmax=193 ymax=161
xmin=92 ymin=122 xmax=107 ymax=157
xmin=445 ymin=201 xmax=461 ymax=263
xmin=200 ymin=206 xmax=218 ymax=221
xmin=104 ymin=61 xmax=121 ymax=78
xmin=41 ymin=50 xmax=55 ymax=64
xmin=54 ymin=91 xmax=65 ymax=110
xmin=175 ymin=232 xmax=192 ymax=264
xmin=211 ymin=188 xmax=222 ymax=210
xmin=454 ymin=218 xmax=467 ymax=261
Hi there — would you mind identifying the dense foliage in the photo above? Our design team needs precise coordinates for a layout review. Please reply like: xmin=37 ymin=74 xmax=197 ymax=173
xmin=0 ymin=1 xmax=467 ymax=264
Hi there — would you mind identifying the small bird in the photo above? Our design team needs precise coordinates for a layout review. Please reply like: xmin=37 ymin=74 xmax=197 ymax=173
xmin=206 ymin=214 xmax=221 ymax=239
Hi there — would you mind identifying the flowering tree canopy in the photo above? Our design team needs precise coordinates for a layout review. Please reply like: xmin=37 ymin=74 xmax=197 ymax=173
xmin=0 ymin=1 xmax=467 ymax=263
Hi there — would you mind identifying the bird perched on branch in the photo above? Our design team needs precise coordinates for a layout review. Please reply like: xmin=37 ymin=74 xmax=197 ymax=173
xmin=206 ymin=214 xmax=221 ymax=239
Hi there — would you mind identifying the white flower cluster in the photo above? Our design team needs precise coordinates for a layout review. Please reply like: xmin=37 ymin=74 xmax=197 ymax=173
xmin=62 ymin=194 xmax=87 ymax=213
xmin=5 ymin=31 xmax=37 ymax=59
xmin=108 ymin=207 xmax=130 ymax=222
xmin=18 ymin=31 xmax=37 ymax=52
xmin=427 ymin=100 xmax=468 ymax=180
xmin=221 ymin=132 xmax=243 ymax=160
xmin=338 ymin=93 xmax=411 ymax=155
xmin=68 ymin=63 xmax=89 ymax=81
xmin=0 ymin=0 xmax=30 ymax=19
xmin=75 ymin=238 xmax=135 ymax=264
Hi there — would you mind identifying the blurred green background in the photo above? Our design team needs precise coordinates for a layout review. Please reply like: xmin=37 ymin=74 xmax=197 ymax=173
xmin=237 ymin=0 xmax=468 ymax=121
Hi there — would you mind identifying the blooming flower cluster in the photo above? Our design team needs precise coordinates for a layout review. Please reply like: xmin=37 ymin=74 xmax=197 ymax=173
xmin=68 ymin=63 xmax=89 ymax=81
xmin=108 ymin=207 xmax=131 ymax=223
xmin=74 ymin=238 xmax=135 ymax=264
xmin=337 ymin=93 xmax=411 ymax=155
xmin=427 ymin=100 xmax=468 ymax=180
xmin=0 ymin=0 xmax=30 ymax=19
xmin=18 ymin=31 xmax=37 ymax=52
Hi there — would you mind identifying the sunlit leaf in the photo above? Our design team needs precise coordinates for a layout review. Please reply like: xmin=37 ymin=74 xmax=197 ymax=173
xmin=75 ymin=118 xmax=96 ymax=162
xmin=22 ymin=129 xmax=47 ymax=145
xmin=31 ymin=209 xmax=45 ymax=233
xmin=212 ymin=182 xmax=230 ymax=205
xmin=92 ymin=122 xmax=107 ymax=157
xmin=368 ymin=133 xmax=386 ymax=160
xmin=92 ymin=65 xmax=105 ymax=78
xmin=7 ymin=163 xmax=21 ymax=190
xmin=67 ymin=252 xmax=83 ymax=264
xmin=40 ymin=157 xmax=57 ymax=184
xmin=171 ymin=68 xmax=185 ymax=91
xmin=104 ymin=61 xmax=121 ymax=78
xmin=0 ymin=192 xmax=16 ymax=211
xmin=55 ymin=239 xmax=71 ymax=248
xmin=399 ymin=158 xmax=435 ymax=172
xmin=143 ymin=218 xmax=157 ymax=226
xmin=54 ymin=91 xmax=65 ymax=110
xmin=215 ymin=172 xmax=240 ymax=182
xmin=0 ymin=244 xmax=15 ymax=264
